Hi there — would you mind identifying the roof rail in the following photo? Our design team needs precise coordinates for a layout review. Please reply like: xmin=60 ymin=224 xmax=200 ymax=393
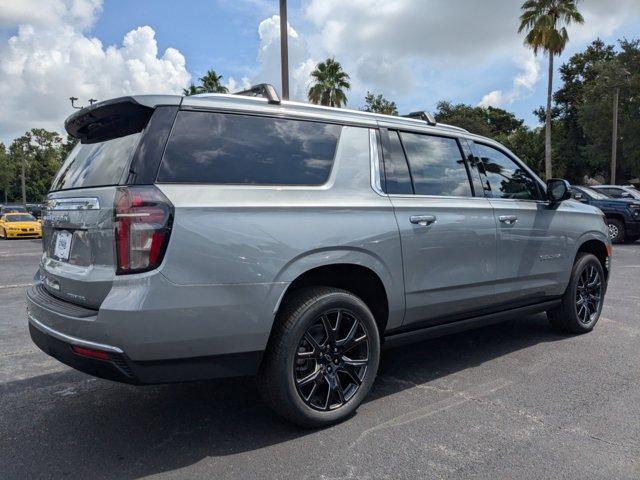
xmin=235 ymin=83 xmax=281 ymax=105
xmin=401 ymin=111 xmax=437 ymax=126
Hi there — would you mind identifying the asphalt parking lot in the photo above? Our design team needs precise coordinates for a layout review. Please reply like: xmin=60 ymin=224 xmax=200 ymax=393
xmin=1 ymin=239 xmax=639 ymax=479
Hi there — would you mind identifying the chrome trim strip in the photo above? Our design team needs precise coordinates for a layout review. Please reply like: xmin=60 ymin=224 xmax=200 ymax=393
xmin=369 ymin=129 xmax=385 ymax=196
xmin=28 ymin=313 xmax=124 ymax=354
xmin=46 ymin=197 xmax=100 ymax=211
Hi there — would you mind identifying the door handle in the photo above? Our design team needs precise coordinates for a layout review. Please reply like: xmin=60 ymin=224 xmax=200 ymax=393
xmin=410 ymin=215 xmax=437 ymax=226
xmin=499 ymin=215 xmax=518 ymax=225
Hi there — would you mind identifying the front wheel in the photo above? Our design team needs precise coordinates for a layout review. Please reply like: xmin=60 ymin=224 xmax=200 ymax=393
xmin=548 ymin=253 xmax=605 ymax=334
xmin=258 ymin=287 xmax=380 ymax=428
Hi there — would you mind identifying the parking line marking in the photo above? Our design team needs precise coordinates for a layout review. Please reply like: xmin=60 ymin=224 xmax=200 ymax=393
xmin=0 ymin=283 xmax=33 ymax=289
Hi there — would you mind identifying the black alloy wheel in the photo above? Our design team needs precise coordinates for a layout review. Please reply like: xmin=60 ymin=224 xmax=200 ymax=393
xmin=258 ymin=287 xmax=380 ymax=428
xmin=547 ymin=253 xmax=606 ymax=333
xmin=575 ymin=263 xmax=603 ymax=325
xmin=294 ymin=309 xmax=369 ymax=411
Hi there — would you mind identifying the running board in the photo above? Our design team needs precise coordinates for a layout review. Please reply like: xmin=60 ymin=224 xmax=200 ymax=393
xmin=383 ymin=300 xmax=561 ymax=350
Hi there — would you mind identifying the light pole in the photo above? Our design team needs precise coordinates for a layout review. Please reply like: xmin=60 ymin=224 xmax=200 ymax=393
xmin=610 ymin=85 xmax=620 ymax=185
xmin=279 ymin=0 xmax=289 ymax=100
xmin=20 ymin=144 xmax=26 ymax=206
xmin=599 ymin=66 xmax=630 ymax=185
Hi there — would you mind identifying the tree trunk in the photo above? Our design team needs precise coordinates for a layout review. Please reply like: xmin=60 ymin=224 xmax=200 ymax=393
xmin=545 ymin=52 xmax=554 ymax=180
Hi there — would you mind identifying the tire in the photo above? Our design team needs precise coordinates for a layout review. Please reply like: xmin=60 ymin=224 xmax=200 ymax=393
xmin=547 ymin=253 xmax=605 ymax=334
xmin=625 ymin=235 xmax=640 ymax=244
xmin=0 ymin=228 xmax=5 ymax=239
xmin=606 ymin=218 xmax=625 ymax=244
xmin=257 ymin=287 xmax=381 ymax=428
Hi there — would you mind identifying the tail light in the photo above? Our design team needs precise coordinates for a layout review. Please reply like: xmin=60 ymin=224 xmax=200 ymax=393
xmin=114 ymin=185 xmax=173 ymax=275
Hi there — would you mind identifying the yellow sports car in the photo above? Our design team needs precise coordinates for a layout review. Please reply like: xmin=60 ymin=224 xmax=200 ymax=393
xmin=0 ymin=212 xmax=42 ymax=239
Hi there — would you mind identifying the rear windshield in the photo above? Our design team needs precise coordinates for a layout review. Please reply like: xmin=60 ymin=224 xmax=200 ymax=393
xmin=157 ymin=111 xmax=341 ymax=185
xmin=50 ymin=133 xmax=141 ymax=191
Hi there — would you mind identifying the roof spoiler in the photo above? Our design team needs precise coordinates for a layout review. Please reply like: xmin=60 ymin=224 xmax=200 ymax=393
xmin=401 ymin=111 xmax=437 ymax=126
xmin=235 ymin=83 xmax=281 ymax=105
xmin=64 ymin=97 xmax=154 ymax=144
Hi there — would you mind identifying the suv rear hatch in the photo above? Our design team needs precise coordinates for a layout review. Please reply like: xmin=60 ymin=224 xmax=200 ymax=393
xmin=41 ymin=97 xmax=177 ymax=309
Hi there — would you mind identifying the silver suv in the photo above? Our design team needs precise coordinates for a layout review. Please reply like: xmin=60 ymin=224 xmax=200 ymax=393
xmin=28 ymin=85 xmax=612 ymax=427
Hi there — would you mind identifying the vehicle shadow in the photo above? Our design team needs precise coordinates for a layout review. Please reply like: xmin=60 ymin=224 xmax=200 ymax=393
xmin=2 ymin=313 xmax=568 ymax=479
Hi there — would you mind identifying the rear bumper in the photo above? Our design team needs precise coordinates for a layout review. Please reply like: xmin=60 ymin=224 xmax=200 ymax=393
xmin=29 ymin=317 xmax=136 ymax=383
xmin=27 ymin=283 xmax=265 ymax=384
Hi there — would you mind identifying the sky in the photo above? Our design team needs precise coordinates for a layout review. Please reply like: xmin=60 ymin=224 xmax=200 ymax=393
xmin=1 ymin=0 xmax=639 ymax=144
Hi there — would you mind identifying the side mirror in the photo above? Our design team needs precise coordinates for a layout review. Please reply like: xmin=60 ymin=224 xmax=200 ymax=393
xmin=621 ymin=192 xmax=632 ymax=198
xmin=546 ymin=179 xmax=572 ymax=204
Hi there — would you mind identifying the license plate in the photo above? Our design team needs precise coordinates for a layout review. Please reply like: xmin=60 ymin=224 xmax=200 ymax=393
xmin=54 ymin=231 xmax=72 ymax=260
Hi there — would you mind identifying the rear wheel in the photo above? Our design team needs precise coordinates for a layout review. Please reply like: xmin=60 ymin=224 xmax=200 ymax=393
xmin=625 ymin=235 xmax=639 ymax=244
xmin=606 ymin=218 xmax=625 ymax=244
xmin=0 ymin=228 xmax=6 ymax=239
xmin=548 ymin=253 xmax=605 ymax=334
xmin=258 ymin=287 xmax=380 ymax=428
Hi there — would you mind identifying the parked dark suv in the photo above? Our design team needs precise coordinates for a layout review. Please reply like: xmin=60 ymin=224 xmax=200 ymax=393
xmin=28 ymin=87 xmax=612 ymax=427
xmin=572 ymin=186 xmax=640 ymax=243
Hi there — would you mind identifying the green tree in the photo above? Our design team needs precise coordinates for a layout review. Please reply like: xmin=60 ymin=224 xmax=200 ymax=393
xmin=434 ymin=101 xmax=524 ymax=137
xmin=0 ymin=143 xmax=14 ymax=203
xmin=550 ymin=38 xmax=640 ymax=183
xmin=6 ymin=129 xmax=66 ymax=203
xmin=518 ymin=0 xmax=584 ymax=180
xmin=182 ymin=83 xmax=202 ymax=96
xmin=308 ymin=58 xmax=351 ymax=107
xmin=550 ymin=39 xmax=615 ymax=182
xmin=362 ymin=92 xmax=398 ymax=115
xmin=199 ymin=70 xmax=229 ymax=94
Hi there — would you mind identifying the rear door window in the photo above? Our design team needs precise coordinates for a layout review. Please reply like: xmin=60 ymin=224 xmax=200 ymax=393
xmin=399 ymin=132 xmax=472 ymax=197
xmin=158 ymin=111 xmax=341 ymax=185
xmin=51 ymin=133 xmax=141 ymax=191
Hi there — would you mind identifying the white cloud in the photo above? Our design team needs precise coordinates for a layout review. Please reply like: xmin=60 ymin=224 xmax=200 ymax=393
xmin=0 ymin=0 xmax=102 ymax=29
xmin=478 ymin=52 xmax=541 ymax=108
xmin=0 ymin=0 xmax=190 ymax=142
xmin=303 ymin=0 xmax=640 ymax=112
xmin=253 ymin=15 xmax=315 ymax=101
xmin=225 ymin=76 xmax=252 ymax=93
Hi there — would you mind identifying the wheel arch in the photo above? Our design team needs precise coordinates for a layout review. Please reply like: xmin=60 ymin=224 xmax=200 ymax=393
xmin=605 ymin=212 xmax=626 ymax=224
xmin=273 ymin=251 xmax=403 ymax=335
xmin=575 ymin=237 xmax=610 ymax=280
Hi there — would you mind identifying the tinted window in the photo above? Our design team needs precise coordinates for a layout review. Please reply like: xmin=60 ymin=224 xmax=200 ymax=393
xmin=158 ymin=112 xmax=341 ymax=185
xmin=399 ymin=132 xmax=472 ymax=197
xmin=474 ymin=143 xmax=540 ymax=200
xmin=51 ymin=133 xmax=140 ymax=191
xmin=382 ymin=130 xmax=413 ymax=194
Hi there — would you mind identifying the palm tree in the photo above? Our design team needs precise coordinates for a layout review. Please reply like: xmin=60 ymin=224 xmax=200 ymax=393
xmin=308 ymin=58 xmax=351 ymax=108
xmin=518 ymin=0 xmax=584 ymax=180
xmin=182 ymin=83 xmax=202 ymax=96
xmin=199 ymin=69 xmax=229 ymax=94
